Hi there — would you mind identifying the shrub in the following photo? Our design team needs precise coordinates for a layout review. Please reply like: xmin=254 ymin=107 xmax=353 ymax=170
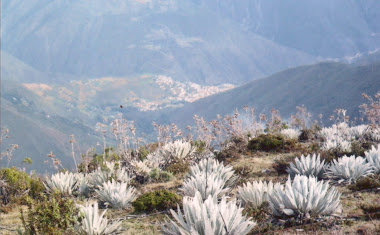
xmin=166 ymin=161 xmax=189 ymax=175
xmin=0 ymin=167 xmax=44 ymax=205
xmin=248 ymin=134 xmax=296 ymax=152
xmin=78 ymin=147 xmax=120 ymax=173
xmin=350 ymin=141 xmax=367 ymax=157
xmin=286 ymin=153 xmax=326 ymax=178
xmin=149 ymin=168 xmax=174 ymax=182
xmin=237 ymin=180 xmax=274 ymax=209
xmin=299 ymin=129 xmax=316 ymax=142
xmin=365 ymin=144 xmax=380 ymax=173
xmin=95 ymin=180 xmax=136 ymax=209
xmin=325 ymin=155 xmax=374 ymax=184
xmin=132 ymin=189 xmax=181 ymax=213
xmin=268 ymin=175 xmax=341 ymax=220
xmin=348 ymin=175 xmax=380 ymax=191
xmin=20 ymin=192 xmax=80 ymax=234
xmin=78 ymin=202 xmax=122 ymax=234
xmin=138 ymin=146 xmax=150 ymax=160
xmin=162 ymin=191 xmax=256 ymax=235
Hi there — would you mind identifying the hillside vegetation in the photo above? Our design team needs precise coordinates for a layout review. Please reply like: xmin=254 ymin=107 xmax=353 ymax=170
xmin=1 ymin=93 xmax=380 ymax=234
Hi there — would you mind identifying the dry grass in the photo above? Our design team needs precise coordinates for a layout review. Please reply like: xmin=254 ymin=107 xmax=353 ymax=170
xmin=121 ymin=214 xmax=165 ymax=234
xmin=0 ymin=205 xmax=26 ymax=234
xmin=140 ymin=179 xmax=183 ymax=193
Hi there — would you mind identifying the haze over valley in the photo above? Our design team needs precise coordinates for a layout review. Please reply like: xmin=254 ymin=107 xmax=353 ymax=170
xmin=1 ymin=0 xmax=380 ymax=171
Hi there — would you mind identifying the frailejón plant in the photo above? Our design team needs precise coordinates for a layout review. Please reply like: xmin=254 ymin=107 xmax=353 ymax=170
xmin=44 ymin=171 xmax=79 ymax=196
xmin=325 ymin=155 xmax=374 ymax=184
xmin=181 ymin=158 xmax=237 ymax=199
xmin=181 ymin=171 xmax=230 ymax=200
xmin=268 ymin=175 xmax=341 ymax=219
xmin=280 ymin=129 xmax=300 ymax=140
xmin=78 ymin=202 xmax=121 ymax=234
xmin=286 ymin=154 xmax=326 ymax=178
xmin=162 ymin=140 xmax=196 ymax=161
xmin=365 ymin=144 xmax=380 ymax=173
xmin=162 ymin=191 xmax=256 ymax=235
xmin=95 ymin=180 xmax=136 ymax=209
xmin=187 ymin=157 xmax=237 ymax=187
xmin=237 ymin=180 xmax=274 ymax=208
xmin=89 ymin=161 xmax=130 ymax=188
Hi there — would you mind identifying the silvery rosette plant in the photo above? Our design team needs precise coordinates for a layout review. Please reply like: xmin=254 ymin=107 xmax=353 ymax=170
xmin=237 ymin=180 xmax=274 ymax=208
xmin=76 ymin=173 xmax=91 ymax=197
xmin=162 ymin=191 xmax=256 ymax=235
xmin=181 ymin=171 xmax=231 ymax=200
xmin=349 ymin=125 xmax=368 ymax=140
xmin=322 ymin=137 xmax=352 ymax=153
xmin=78 ymin=202 xmax=122 ymax=234
xmin=131 ymin=159 xmax=152 ymax=176
xmin=320 ymin=122 xmax=353 ymax=152
xmin=89 ymin=161 xmax=130 ymax=188
xmin=286 ymin=154 xmax=326 ymax=178
xmin=268 ymin=175 xmax=341 ymax=219
xmin=365 ymin=144 xmax=380 ymax=173
xmin=44 ymin=171 xmax=80 ymax=196
xmin=187 ymin=158 xmax=237 ymax=187
xmin=280 ymin=129 xmax=301 ymax=140
xmin=95 ymin=180 xmax=136 ymax=209
xmin=162 ymin=139 xmax=196 ymax=161
xmin=325 ymin=155 xmax=374 ymax=184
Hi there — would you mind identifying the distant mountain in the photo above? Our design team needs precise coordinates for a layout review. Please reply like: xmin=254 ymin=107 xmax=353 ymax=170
xmin=165 ymin=62 xmax=380 ymax=126
xmin=196 ymin=0 xmax=380 ymax=57
xmin=2 ymin=0 xmax=317 ymax=85
xmin=0 ymin=58 xmax=235 ymax=172
xmin=2 ymin=1 xmax=380 ymax=172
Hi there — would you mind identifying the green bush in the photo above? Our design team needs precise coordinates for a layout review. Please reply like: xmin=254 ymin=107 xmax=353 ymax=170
xmin=20 ymin=192 xmax=81 ymax=235
xmin=299 ymin=129 xmax=315 ymax=142
xmin=0 ymin=167 xmax=44 ymax=206
xmin=166 ymin=162 xmax=189 ymax=175
xmin=348 ymin=175 xmax=380 ymax=191
xmin=138 ymin=146 xmax=150 ymax=160
xmin=132 ymin=190 xmax=181 ymax=213
xmin=78 ymin=147 xmax=120 ymax=173
xmin=248 ymin=134 xmax=296 ymax=152
xmin=350 ymin=141 xmax=372 ymax=157
xmin=193 ymin=140 xmax=207 ymax=153
xmin=149 ymin=168 xmax=174 ymax=182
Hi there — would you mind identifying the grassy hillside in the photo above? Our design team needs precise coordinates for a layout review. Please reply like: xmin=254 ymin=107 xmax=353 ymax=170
xmin=166 ymin=62 xmax=380 ymax=126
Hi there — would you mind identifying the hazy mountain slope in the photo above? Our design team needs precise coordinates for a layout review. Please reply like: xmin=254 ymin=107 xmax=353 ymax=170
xmin=0 ymin=52 xmax=48 ymax=83
xmin=166 ymin=62 xmax=380 ymax=126
xmin=196 ymin=0 xmax=380 ymax=57
xmin=1 ymin=80 xmax=100 ymax=172
xmin=1 ymin=0 xmax=316 ymax=85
